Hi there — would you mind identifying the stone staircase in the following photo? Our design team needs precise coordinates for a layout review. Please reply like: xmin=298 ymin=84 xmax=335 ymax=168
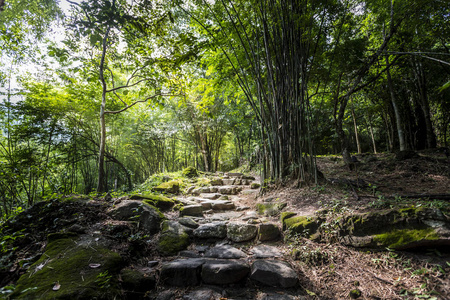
xmin=150 ymin=172 xmax=302 ymax=299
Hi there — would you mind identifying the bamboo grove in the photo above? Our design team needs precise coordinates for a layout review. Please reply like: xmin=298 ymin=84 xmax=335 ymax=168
xmin=0 ymin=0 xmax=449 ymax=218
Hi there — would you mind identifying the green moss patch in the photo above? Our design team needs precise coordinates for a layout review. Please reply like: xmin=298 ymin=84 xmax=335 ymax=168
xmin=11 ymin=234 xmax=123 ymax=299
xmin=157 ymin=231 xmax=190 ymax=256
xmin=256 ymin=202 xmax=287 ymax=216
xmin=373 ymin=228 xmax=439 ymax=249
xmin=137 ymin=194 xmax=177 ymax=211
xmin=182 ymin=166 xmax=198 ymax=178
xmin=283 ymin=216 xmax=320 ymax=236
xmin=281 ymin=212 xmax=297 ymax=226
xmin=153 ymin=180 xmax=180 ymax=194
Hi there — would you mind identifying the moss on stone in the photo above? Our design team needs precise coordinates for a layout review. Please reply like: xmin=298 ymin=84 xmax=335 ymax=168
xmin=157 ymin=231 xmax=190 ymax=256
xmin=251 ymin=182 xmax=261 ymax=189
xmin=153 ymin=180 xmax=180 ymax=194
xmin=281 ymin=212 xmax=297 ymax=227
xmin=373 ymin=227 xmax=439 ymax=249
xmin=11 ymin=235 xmax=123 ymax=299
xmin=182 ymin=166 xmax=198 ymax=178
xmin=140 ymin=194 xmax=177 ymax=211
xmin=349 ymin=289 xmax=362 ymax=299
xmin=283 ymin=216 xmax=319 ymax=235
xmin=256 ymin=202 xmax=287 ymax=216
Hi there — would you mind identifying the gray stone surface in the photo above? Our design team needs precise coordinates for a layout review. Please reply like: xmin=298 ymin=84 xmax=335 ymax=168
xmin=210 ymin=178 xmax=224 ymax=186
xmin=182 ymin=287 xmax=222 ymax=300
xmin=204 ymin=245 xmax=247 ymax=259
xmin=258 ymin=223 xmax=281 ymax=241
xmin=179 ymin=217 xmax=199 ymax=229
xmin=250 ymin=260 xmax=298 ymax=288
xmin=201 ymin=260 xmax=250 ymax=285
xmin=211 ymin=200 xmax=236 ymax=210
xmin=193 ymin=222 xmax=227 ymax=239
xmin=227 ymin=222 xmax=258 ymax=242
xmin=200 ymin=193 xmax=221 ymax=200
xmin=223 ymin=178 xmax=235 ymax=185
xmin=160 ymin=258 xmax=206 ymax=286
xmin=108 ymin=200 xmax=162 ymax=234
xmin=251 ymin=245 xmax=283 ymax=258
xmin=218 ymin=186 xmax=238 ymax=195
xmin=180 ymin=205 xmax=203 ymax=217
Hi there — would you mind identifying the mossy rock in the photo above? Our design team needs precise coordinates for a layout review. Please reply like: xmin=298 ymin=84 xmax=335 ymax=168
xmin=121 ymin=268 xmax=156 ymax=295
xmin=281 ymin=212 xmax=297 ymax=227
xmin=373 ymin=227 xmax=439 ymax=250
xmin=256 ymin=202 xmax=287 ymax=216
xmin=251 ymin=182 xmax=261 ymax=189
xmin=153 ymin=180 xmax=180 ymax=194
xmin=182 ymin=166 xmax=198 ymax=178
xmin=131 ymin=194 xmax=177 ymax=211
xmin=283 ymin=216 xmax=320 ymax=236
xmin=157 ymin=231 xmax=190 ymax=256
xmin=11 ymin=234 xmax=123 ymax=299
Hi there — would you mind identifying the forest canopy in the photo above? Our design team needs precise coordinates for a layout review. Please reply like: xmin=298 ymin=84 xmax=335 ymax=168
xmin=1 ymin=0 xmax=449 ymax=218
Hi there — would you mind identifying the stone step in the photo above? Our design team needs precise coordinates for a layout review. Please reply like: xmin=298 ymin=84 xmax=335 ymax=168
xmin=160 ymin=257 xmax=298 ymax=288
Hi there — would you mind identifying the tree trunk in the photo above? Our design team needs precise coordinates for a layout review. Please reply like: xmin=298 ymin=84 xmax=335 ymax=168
xmin=352 ymin=108 xmax=361 ymax=154
xmin=413 ymin=58 xmax=437 ymax=148
xmin=385 ymin=55 xmax=406 ymax=151
xmin=97 ymin=27 xmax=111 ymax=194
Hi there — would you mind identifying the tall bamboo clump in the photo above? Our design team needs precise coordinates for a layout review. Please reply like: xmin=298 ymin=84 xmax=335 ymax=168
xmin=190 ymin=0 xmax=327 ymax=185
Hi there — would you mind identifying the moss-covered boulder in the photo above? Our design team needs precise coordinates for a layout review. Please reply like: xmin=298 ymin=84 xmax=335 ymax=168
xmin=281 ymin=212 xmax=297 ymax=227
xmin=256 ymin=202 xmax=287 ymax=216
xmin=121 ymin=267 xmax=156 ymax=298
xmin=282 ymin=216 xmax=321 ymax=237
xmin=251 ymin=182 xmax=261 ymax=189
xmin=182 ymin=166 xmax=198 ymax=178
xmin=339 ymin=207 xmax=450 ymax=250
xmin=153 ymin=180 xmax=180 ymax=194
xmin=10 ymin=233 xmax=124 ymax=299
xmin=157 ymin=221 xmax=191 ymax=256
xmin=108 ymin=200 xmax=164 ymax=234
xmin=129 ymin=193 xmax=177 ymax=211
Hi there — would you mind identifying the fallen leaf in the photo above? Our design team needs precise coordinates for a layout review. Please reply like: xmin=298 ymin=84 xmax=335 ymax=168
xmin=53 ymin=282 xmax=60 ymax=291
xmin=89 ymin=263 xmax=101 ymax=269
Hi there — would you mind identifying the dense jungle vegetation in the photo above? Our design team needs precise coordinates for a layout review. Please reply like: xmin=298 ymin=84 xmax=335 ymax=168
xmin=1 ymin=0 xmax=449 ymax=220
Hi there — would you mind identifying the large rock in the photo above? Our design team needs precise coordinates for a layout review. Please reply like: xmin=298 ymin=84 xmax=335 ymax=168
xmin=121 ymin=267 xmax=156 ymax=298
xmin=282 ymin=215 xmax=321 ymax=237
xmin=199 ymin=193 xmax=221 ymax=200
xmin=250 ymin=245 xmax=283 ymax=258
xmin=179 ymin=217 xmax=199 ymax=229
xmin=227 ymin=222 xmax=258 ymax=242
xmin=256 ymin=202 xmax=287 ymax=216
xmin=11 ymin=233 xmax=124 ymax=299
xmin=160 ymin=258 xmax=206 ymax=286
xmin=218 ymin=186 xmax=239 ymax=195
xmin=339 ymin=207 xmax=450 ymax=250
xmin=180 ymin=205 xmax=203 ymax=217
xmin=129 ymin=194 xmax=176 ymax=210
xmin=157 ymin=221 xmax=191 ymax=255
xmin=222 ymin=178 xmax=235 ymax=185
xmin=250 ymin=260 xmax=298 ymax=288
xmin=204 ymin=245 xmax=247 ymax=259
xmin=154 ymin=180 xmax=180 ymax=194
xmin=212 ymin=200 xmax=235 ymax=211
xmin=201 ymin=260 xmax=250 ymax=285
xmin=258 ymin=223 xmax=280 ymax=241
xmin=210 ymin=178 xmax=224 ymax=186
xmin=193 ymin=222 xmax=227 ymax=239
xmin=182 ymin=287 xmax=222 ymax=300
xmin=108 ymin=200 xmax=163 ymax=234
